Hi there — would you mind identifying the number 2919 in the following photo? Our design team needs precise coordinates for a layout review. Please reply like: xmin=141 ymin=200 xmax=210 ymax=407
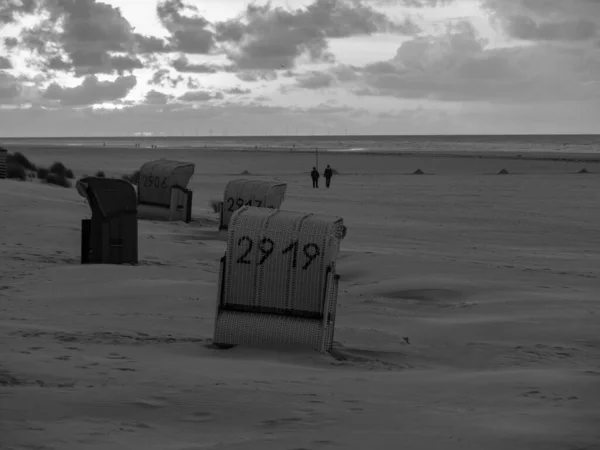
xmin=236 ymin=236 xmax=321 ymax=270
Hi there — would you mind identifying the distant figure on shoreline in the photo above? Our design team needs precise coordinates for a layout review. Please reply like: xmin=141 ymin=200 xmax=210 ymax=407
xmin=311 ymin=167 xmax=320 ymax=188
xmin=324 ymin=164 xmax=333 ymax=188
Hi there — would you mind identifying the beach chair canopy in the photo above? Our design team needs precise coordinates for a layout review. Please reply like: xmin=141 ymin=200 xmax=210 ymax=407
xmin=138 ymin=159 xmax=195 ymax=207
xmin=77 ymin=176 xmax=137 ymax=218
xmin=221 ymin=178 xmax=287 ymax=228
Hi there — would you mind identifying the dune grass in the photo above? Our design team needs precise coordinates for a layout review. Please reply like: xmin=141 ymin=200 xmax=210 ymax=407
xmin=5 ymin=152 xmax=74 ymax=187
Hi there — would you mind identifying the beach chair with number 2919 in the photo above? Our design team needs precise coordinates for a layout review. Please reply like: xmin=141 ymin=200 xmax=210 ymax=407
xmin=213 ymin=206 xmax=346 ymax=353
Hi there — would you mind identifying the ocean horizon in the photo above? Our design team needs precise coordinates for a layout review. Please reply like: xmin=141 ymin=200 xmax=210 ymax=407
xmin=2 ymin=134 xmax=600 ymax=155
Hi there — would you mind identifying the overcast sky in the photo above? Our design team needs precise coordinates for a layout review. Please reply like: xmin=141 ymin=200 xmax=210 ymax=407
xmin=0 ymin=0 xmax=599 ymax=136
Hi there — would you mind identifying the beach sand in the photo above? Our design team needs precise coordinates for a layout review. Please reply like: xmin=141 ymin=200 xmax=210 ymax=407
xmin=1 ymin=146 xmax=599 ymax=449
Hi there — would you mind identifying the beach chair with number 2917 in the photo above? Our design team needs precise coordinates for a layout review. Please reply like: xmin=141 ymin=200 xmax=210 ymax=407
xmin=213 ymin=206 xmax=346 ymax=353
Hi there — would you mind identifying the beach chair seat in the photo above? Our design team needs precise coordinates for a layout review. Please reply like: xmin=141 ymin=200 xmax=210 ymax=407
xmin=77 ymin=177 xmax=138 ymax=265
xmin=218 ymin=179 xmax=287 ymax=230
xmin=213 ymin=206 xmax=345 ymax=352
xmin=137 ymin=159 xmax=194 ymax=223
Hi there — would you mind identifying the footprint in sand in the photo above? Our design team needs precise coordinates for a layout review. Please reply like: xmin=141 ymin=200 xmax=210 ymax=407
xmin=183 ymin=412 xmax=214 ymax=423
xmin=261 ymin=417 xmax=304 ymax=427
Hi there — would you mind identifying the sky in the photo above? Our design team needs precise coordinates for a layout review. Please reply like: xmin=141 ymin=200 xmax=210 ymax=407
xmin=0 ymin=0 xmax=599 ymax=136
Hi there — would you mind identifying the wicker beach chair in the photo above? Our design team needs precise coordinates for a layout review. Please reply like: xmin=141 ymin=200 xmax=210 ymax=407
xmin=213 ymin=206 xmax=345 ymax=352
xmin=137 ymin=159 xmax=194 ymax=223
xmin=77 ymin=177 xmax=138 ymax=265
xmin=0 ymin=148 xmax=7 ymax=179
xmin=219 ymin=179 xmax=287 ymax=230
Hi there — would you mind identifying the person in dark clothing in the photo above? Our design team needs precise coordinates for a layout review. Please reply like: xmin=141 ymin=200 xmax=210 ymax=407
xmin=311 ymin=167 xmax=320 ymax=188
xmin=324 ymin=164 xmax=333 ymax=188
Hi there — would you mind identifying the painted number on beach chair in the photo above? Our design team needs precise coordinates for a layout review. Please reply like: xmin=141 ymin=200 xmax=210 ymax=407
xmin=226 ymin=197 xmax=263 ymax=211
xmin=142 ymin=175 xmax=168 ymax=189
xmin=235 ymin=236 xmax=320 ymax=270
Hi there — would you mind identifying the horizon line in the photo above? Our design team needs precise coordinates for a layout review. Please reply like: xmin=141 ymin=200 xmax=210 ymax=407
xmin=1 ymin=133 xmax=600 ymax=139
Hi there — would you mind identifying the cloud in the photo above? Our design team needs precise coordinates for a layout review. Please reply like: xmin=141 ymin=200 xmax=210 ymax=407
xmin=144 ymin=89 xmax=172 ymax=105
xmin=502 ymin=15 xmax=597 ymax=42
xmin=178 ymin=90 xmax=224 ymax=102
xmin=368 ymin=0 xmax=455 ymax=6
xmin=0 ymin=56 xmax=12 ymax=69
xmin=217 ymin=0 xmax=420 ymax=71
xmin=42 ymin=74 xmax=137 ymax=106
xmin=3 ymin=37 xmax=19 ymax=50
xmin=171 ymin=55 xmax=223 ymax=73
xmin=15 ymin=0 xmax=169 ymax=75
xmin=482 ymin=0 xmax=600 ymax=42
xmin=156 ymin=0 xmax=215 ymax=54
xmin=149 ymin=68 xmax=184 ymax=88
xmin=296 ymin=71 xmax=336 ymax=89
xmin=0 ymin=0 xmax=37 ymax=24
xmin=349 ymin=19 xmax=600 ymax=103
xmin=223 ymin=87 xmax=252 ymax=95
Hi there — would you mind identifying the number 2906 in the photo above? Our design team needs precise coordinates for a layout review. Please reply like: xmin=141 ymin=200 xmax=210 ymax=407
xmin=236 ymin=236 xmax=321 ymax=270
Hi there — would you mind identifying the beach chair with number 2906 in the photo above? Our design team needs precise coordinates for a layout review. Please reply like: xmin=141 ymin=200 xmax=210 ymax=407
xmin=213 ymin=206 xmax=346 ymax=353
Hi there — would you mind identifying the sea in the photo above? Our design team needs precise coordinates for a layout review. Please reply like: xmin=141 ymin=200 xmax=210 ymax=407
xmin=1 ymin=135 xmax=600 ymax=156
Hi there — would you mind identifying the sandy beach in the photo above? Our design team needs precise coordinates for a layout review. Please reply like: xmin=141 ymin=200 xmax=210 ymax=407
xmin=1 ymin=146 xmax=599 ymax=449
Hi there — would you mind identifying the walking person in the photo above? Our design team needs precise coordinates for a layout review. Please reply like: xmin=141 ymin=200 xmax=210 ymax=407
xmin=311 ymin=166 xmax=320 ymax=188
xmin=324 ymin=164 xmax=333 ymax=188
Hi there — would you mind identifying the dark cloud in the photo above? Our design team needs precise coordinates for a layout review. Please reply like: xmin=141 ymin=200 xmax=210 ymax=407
xmin=502 ymin=15 xmax=597 ymax=41
xmin=16 ymin=0 xmax=167 ymax=75
xmin=171 ymin=55 xmax=222 ymax=73
xmin=134 ymin=35 xmax=171 ymax=54
xmin=178 ymin=90 xmax=224 ymax=102
xmin=144 ymin=90 xmax=172 ymax=105
xmin=350 ymin=19 xmax=600 ymax=103
xmin=223 ymin=87 xmax=252 ymax=95
xmin=483 ymin=0 xmax=600 ymax=42
xmin=0 ymin=56 xmax=12 ymax=69
xmin=156 ymin=0 xmax=215 ymax=54
xmin=296 ymin=71 xmax=336 ymax=89
xmin=42 ymin=74 xmax=137 ymax=106
xmin=3 ymin=37 xmax=19 ymax=49
xmin=149 ymin=69 xmax=184 ymax=88
xmin=216 ymin=0 xmax=420 ymax=71
xmin=0 ymin=0 xmax=37 ymax=24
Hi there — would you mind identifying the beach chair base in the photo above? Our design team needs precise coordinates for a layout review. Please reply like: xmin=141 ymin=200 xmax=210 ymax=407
xmin=212 ymin=257 xmax=339 ymax=353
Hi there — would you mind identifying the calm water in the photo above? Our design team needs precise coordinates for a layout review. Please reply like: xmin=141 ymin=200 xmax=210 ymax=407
xmin=2 ymin=135 xmax=600 ymax=155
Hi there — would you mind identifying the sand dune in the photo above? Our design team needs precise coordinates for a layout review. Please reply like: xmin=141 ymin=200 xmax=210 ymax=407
xmin=1 ymin=148 xmax=599 ymax=449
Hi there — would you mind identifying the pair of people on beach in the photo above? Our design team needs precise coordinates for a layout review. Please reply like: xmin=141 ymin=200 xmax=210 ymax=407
xmin=311 ymin=165 xmax=333 ymax=188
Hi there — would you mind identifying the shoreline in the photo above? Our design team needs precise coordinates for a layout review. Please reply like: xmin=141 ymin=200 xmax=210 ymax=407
xmin=3 ymin=142 xmax=600 ymax=163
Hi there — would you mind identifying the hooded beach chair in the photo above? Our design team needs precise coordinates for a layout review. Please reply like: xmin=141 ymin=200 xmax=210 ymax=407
xmin=0 ymin=147 xmax=7 ymax=179
xmin=137 ymin=159 xmax=194 ymax=223
xmin=218 ymin=179 xmax=287 ymax=230
xmin=77 ymin=176 xmax=138 ymax=265
xmin=213 ymin=206 xmax=345 ymax=352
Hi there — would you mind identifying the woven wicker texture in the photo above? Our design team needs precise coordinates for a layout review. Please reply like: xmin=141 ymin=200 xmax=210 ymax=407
xmin=221 ymin=179 xmax=287 ymax=229
xmin=214 ymin=206 xmax=344 ymax=352
xmin=0 ymin=148 xmax=6 ymax=179
xmin=0 ymin=150 xmax=6 ymax=179
xmin=138 ymin=159 xmax=194 ymax=207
